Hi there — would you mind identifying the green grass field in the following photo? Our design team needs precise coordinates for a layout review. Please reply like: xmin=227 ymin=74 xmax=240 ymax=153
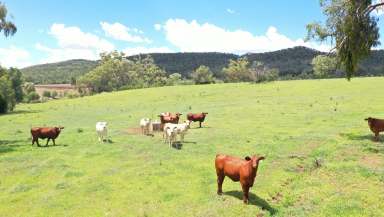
xmin=0 ymin=77 xmax=383 ymax=217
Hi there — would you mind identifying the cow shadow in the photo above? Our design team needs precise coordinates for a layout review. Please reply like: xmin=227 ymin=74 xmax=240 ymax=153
xmin=224 ymin=191 xmax=277 ymax=215
xmin=34 ymin=143 xmax=69 ymax=148
xmin=182 ymin=141 xmax=197 ymax=144
xmin=340 ymin=133 xmax=381 ymax=143
xmin=172 ymin=142 xmax=183 ymax=150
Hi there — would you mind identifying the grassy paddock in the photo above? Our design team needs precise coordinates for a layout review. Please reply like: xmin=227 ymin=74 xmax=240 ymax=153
xmin=0 ymin=77 xmax=383 ymax=216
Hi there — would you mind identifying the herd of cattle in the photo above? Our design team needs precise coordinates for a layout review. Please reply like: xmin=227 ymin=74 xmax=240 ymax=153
xmin=29 ymin=115 xmax=384 ymax=204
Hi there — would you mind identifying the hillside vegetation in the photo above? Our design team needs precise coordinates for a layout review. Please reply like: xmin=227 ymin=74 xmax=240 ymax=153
xmin=21 ymin=47 xmax=384 ymax=84
xmin=0 ymin=78 xmax=383 ymax=216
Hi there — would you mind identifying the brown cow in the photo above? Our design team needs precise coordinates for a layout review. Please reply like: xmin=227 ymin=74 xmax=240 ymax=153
xmin=187 ymin=112 xmax=208 ymax=128
xmin=31 ymin=127 xmax=64 ymax=146
xmin=365 ymin=117 xmax=384 ymax=141
xmin=159 ymin=112 xmax=182 ymax=124
xmin=215 ymin=154 xmax=265 ymax=204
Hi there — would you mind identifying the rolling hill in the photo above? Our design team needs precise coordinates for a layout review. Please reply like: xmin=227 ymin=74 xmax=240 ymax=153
xmin=21 ymin=47 xmax=384 ymax=84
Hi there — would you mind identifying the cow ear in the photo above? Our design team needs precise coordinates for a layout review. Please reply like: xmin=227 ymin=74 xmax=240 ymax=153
xmin=245 ymin=156 xmax=251 ymax=161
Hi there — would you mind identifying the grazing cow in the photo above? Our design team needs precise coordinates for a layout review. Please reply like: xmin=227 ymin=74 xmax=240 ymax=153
xmin=365 ymin=117 xmax=384 ymax=141
xmin=163 ymin=125 xmax=178 ymax=148
xmin=96 ymin=122 xmax=108 ymax=142
xmin=187 ymin=112 xmax=208 ymax=128
xmin=215 ymin=154 xmax=265 ymax=204
xmin=159 ymin=112 xmax=182 ymax=124
xmin=163 ymin=120 xmax=191 ymax=142
xmin=140 ymin=118 xmax=153 ymax=135
xmin=31 ymin=127 xmax=64 ymax=146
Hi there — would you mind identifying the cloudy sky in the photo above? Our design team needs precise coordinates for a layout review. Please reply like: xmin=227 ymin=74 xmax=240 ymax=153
xmin=1 ymin=0 xmax=383 ymax=68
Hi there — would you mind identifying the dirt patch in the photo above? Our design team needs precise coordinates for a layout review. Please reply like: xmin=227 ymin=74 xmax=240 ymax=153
xmin=123 ymin=127 xmax=162 ymax=136
xmin=360 ymin=155 xmax=383 ymax=169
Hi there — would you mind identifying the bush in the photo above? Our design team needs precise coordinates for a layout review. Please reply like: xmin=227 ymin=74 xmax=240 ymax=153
xmin=51 ymin=91 xmax=58 ymax=98
xmin=26 ymin=91 xmax=40 ymax=103
xmin=191 ymin=65 xmax=214 ymax=84
xmin=65 ymin=90 xmax=80 ymax=99
xmin=42 ymin=90 xmax=51 ymax=98
xmin=167 ymin=73 xmax=182 ymax=85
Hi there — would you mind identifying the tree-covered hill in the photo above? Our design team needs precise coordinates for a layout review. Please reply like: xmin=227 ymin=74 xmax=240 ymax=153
xmin=21 ymin=46 xmax=384 ymax=84
xmin=21 ymin=59 xmax=98 ymax=84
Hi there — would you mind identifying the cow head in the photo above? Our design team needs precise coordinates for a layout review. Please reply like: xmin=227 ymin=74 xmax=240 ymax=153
xmin=55 ymin=126 xmax=64 ymax=133
xmin=184 ymin=120 xmax=191 ymax=128
xmin=176 ymin=113 xmax=182 ymax=117
xmin=365 ymin=117 xmax=373 ymax=122
xmin=245 ymin=155 xmax=265 ymax=168
xmin=202 ymin=112 xmax=208 ymax=115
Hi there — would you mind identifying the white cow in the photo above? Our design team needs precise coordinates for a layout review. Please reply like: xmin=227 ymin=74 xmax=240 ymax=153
xmin=140 ymin=118 xmax=153 ymax=135
xmin=96 ymin=122 xmax=108 ymax=142
xmin=163 ymin=120 xmax=191 ymax=143
xmin=164 ymin=125 xmax=178 ymax=148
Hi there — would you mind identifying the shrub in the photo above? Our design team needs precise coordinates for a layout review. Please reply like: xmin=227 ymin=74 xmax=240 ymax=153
xmin=26 ymin=91 xmax=40 ymax=103
xmin=42 ymin=90 xmax=51 ymax=98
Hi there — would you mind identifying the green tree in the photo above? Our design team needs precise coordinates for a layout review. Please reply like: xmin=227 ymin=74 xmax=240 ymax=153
xmin=312 ymin=55 xmax=337 ymax=78
xmin=249 ymin=61 xmax=279 ymax=82
xmin=23 ymin=82 xmax=36 ymax=94
xmin=51 ymin=91 xmax=58 ymax=98
xmin=191 ymin=65 xmax=214 ymax=84
xmin=0 ymin=2 xmax=17 ymax=37
xmin=0 ymin=73 xmax=15 ymax=112
xmin=25 ymin=91 xmax=40 ymax=103
xmin=77 ymin=52 xmax=168 ymax=93
xmin=168 ymin=73 xmax=182 ymax=85
xmin=306 ymin=0 xmax=383 ymax=79
xmin=223 ymin=57 xmax=250 ymax=82
xmin=7 ymin=68 xmax=23 ymax=102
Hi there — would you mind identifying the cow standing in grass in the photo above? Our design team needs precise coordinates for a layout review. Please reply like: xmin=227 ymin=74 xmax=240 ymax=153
xmin=215 ymin=154 xmax=265 ymax=204
xmin=159 ymin=112 xmax=182 ymax=124
xmin=31 ymin=127 xmax=64 ymax=147
xmin=187 ymin=112 xmax=208 ymax=128
xmin=140 ymin=118 xmax=153 ymax=135
xmin=96 ymin=122 xmax=108 ymax=142
xmin=365 ymin=117 xmax=384 ymax=141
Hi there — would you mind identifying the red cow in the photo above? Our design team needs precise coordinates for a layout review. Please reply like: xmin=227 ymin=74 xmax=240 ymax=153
xmin=31 ymin=127 xmax=64 ymax=146
xmin=159 ymin=112 xmax=182 ymax=124
xmin=187 ymin=112 xmax=208 ymax=128
xmin=215 ymin=154 xmax=265 ymax=204
xmin=365 ymin=117 xmax=384 ymax=141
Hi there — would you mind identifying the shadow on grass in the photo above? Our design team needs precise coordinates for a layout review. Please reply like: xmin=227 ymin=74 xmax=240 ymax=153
xmin=0 ymin=139 xmax=26 ymax=154
xmin=340 ymin=133 xmax=380 ymax=143
xmin=34 ymin=144 xmax=69 ymax=148
xmin=224 ymin=191 xmax=277 ymax=215
xmin=172 ymin=142 xmax=183 ymax=150
xmin=0 ymin=110 xmax=40 ymax=116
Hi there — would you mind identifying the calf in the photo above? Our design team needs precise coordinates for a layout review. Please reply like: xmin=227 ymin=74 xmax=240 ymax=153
xmin=187 ymin=112 xmax=208 ymax=128
xmin=96 ymin=122 xmax=108 ymax=142
xmin=159 ymin=112 xmax=182 ymax=124
xmin=215 ymin=154 xmax=265 ymax=204
xmin=31 ymin=127 xmax=64 ymax=146
xmin=140 ymin=118 xmax=153 ymax=135
xmin=163 ymin=125 xmax=178 ymax=148
xmin=365 ymin=117 xmax=384 ymax=141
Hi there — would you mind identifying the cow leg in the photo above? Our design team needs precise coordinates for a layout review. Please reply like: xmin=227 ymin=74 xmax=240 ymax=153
xmin=217 ymin=173 xmax=225 ymax=195
xmin=199 ymin=121 xmax=202 ymax=128
xmin=32 ymin=138 xmax=34 ymax=146
xmin=241 ymin=183 xmax=250 ymax=204
xmin=52 ymin=139 xmax=56 ymax=146
xmin=36 ymin=139 xmax=40 ymax=147
xmin=375 ymin=132 xmax=380 ymax=142
xmin=46 ymin=138 xmax=50 ymax=146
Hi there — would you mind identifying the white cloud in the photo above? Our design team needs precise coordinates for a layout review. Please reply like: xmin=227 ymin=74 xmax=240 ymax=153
xmin=0 ymin=46 xmax=32 ymax=68
xmin=123 ymin=46 xmax=173 ymax=56
xmin=154 ymin=24 xmax=162 ymax=31
xmin=161 ymin=19 xmax=331 ymax=54
xmin=36 ymin=23 xmax=115 ymax=64
xmin=100 ymin=22 xmax=151 ymax=43
xmin=226 ymin=8 xmax=235 ymax=14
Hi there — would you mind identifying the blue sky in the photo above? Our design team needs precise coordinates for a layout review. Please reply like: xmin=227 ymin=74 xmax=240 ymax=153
xmin=1 ymin=0 xmax=383 ymax=68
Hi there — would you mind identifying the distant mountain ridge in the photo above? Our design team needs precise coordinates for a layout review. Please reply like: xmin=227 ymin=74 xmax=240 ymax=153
xmin=21 ymin=46 xmax=384 ymax=84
